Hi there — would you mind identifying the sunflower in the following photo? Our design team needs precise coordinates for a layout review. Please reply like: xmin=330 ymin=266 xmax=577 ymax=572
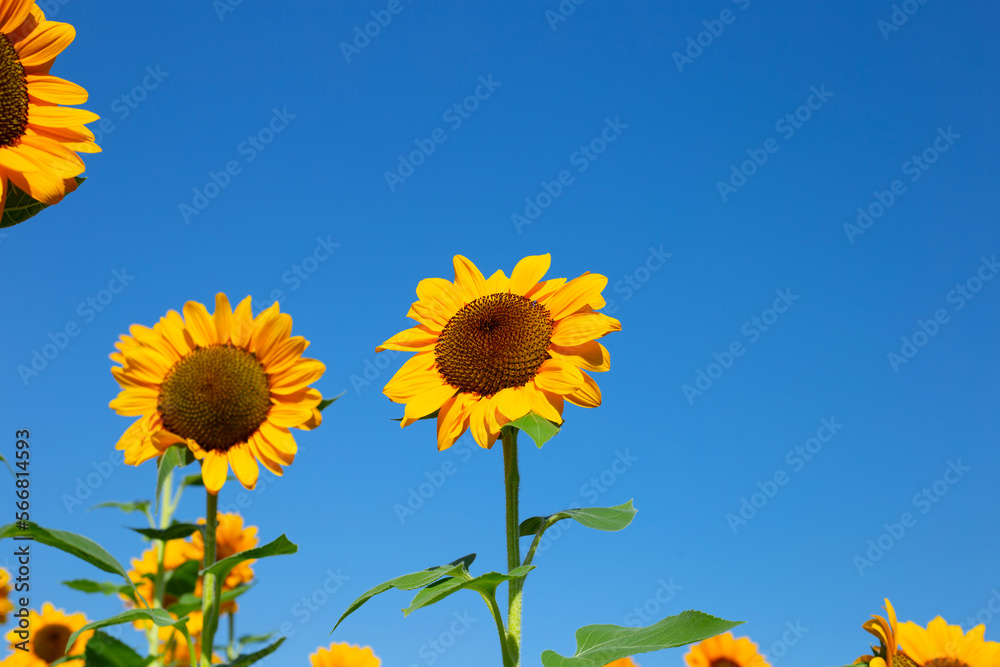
xmin=123 ymin=540 xmax=190 ymax=611
xmin=185 ymin=513 xmax=258 ymax=589
xmin=896 ymin=615 xmax=1000 ymax=667
xmin=0 ymin=568 xmax=11 ymax=623
xmin=858 ymin=599 xmax=911 ymax=667
xmin=109 ymin=293 xmax=325 ymax=494
xmin=603 ymin=659 xmax=639 ymax=667
xmin=309 ymin=643 xmax=380 ymax=667
xmin=158 ymin=611 xmax=220 ymax=667
xmin=685 ymin=632 xmax=769 ymax=667
xmin=378 ymin=254 xmax=620 ymax=450
xmin=2 ymin=603 xmax=92 ymax=666
xmin=0 ymin=0 xmax=99 ymax=213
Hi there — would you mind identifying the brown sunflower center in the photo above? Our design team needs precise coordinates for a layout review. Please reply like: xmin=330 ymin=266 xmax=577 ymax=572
xmin=924 ymin=660 xmax=971 ymax=667
xmin=434 ymin=292 xmax=553 ymax=397
xmin=158 ymin=344 xmax=271 ymax=452
xmin=34 ymin=623 xmax=72 ymax=663
xmin=0 ymin=34 xmax=28 ymax=148
xmin=710 ymin=660 xmax=741 ymax=667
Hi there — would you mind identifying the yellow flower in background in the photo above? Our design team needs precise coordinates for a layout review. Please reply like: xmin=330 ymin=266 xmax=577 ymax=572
xmin=123 ymin=540 xmax=189 ymax=611
xmin=0 ymin=0 xmax=99 ymax=211
xmin=897 ymin=615 xmax=1000 ymax=667
xmin=603 ymin=659 xmax=639 ymax=667
xmin=186 ymin=513 xmax=258 ymax=589
xmin=685 ymin=632 xmax=769 ymax=667
xmin=308 ymin=643 xmax=380 ymax=667
xmin=2 ymin=603 xmax=92 ymax=666
xmin=0 ymin=568 xmax=11 ymax=623
xmin=858 ymin=599 xmax=908 ymax=667
xmin=109 ymin=293 xmax=325 ymax=494
xmin=186 ymin=512 xmax=258 ymax=613
xmin=379 ymin=254 xmax=619 ymax=450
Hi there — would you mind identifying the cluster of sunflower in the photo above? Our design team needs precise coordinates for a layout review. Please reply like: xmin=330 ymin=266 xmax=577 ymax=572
xmin=0 ymin=1 xmax=995 ymax=664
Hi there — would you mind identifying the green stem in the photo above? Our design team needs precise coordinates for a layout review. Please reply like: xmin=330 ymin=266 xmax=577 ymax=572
xmin=522 ymin=515 xmax=559 ymax=569
xmin=503 ymin=428 xmax=522 ymax=667
xmin=199 ymin=491 xmax=221 ymax=667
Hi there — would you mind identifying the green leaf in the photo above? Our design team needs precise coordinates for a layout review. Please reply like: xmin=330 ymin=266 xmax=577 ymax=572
xmin=179 ymin=473 xmax=204 ymax=489
xmin=540 ymin=610 xmax=742 ymax=666
xmin=1 ymin=177 xmax=85 ymax=228
xmin=129 ymin=523 xmax=200 ymax=542
xmin=90 ymin=501 xmax=151 ymax=516
xmin=168 ymin=583 xmax=252 ymax=617
xmin=156 ymin=446 xmax=185 ymax=512
xmin=520 ymin=500 xmax=637 ymax=537
xmin=237 ymin=633 xmax=275 ymax=647
xmin=0 ymin=523 xmax=135 ymax=592
xmin=62 ymin=579 xmax=131 ymax=596
xmin=332 ymin=554 xmax=476 ymax=633
xmin=67 ymin=608 xmax=187 ymax=654
xmin=220 ymin=638 xmax=286 ymax=667
xmin=164 ymin=560 xmax=201 ymax=600
xmin=83 ymin=631 xmax=154 ymax=667
xmin=507 ymin=412 xmax=560 ymax=448
xmin=403 ymin=565 xmax=534 ymax=616
xmin=318 ymin=391 xmax=345 ymax=411
xmin=201 ymin=534 xmax=297 ymax=581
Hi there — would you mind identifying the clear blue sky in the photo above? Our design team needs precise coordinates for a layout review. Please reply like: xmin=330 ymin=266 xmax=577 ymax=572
xmin=1 ymin=2 xmax=998 ymax=665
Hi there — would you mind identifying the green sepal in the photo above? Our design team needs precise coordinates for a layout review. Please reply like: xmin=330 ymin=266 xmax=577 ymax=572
xmin=318 ymin=391 xmax=345 ymax=411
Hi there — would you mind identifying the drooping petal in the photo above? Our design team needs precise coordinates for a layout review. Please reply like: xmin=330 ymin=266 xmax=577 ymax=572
xmin=200 ymin=451 xmax=229 ymax=494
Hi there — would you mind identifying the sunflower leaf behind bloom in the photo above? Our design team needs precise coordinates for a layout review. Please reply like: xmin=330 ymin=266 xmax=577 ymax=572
xmin=82 ymin=630 xmax=147 ymax=667
xmin=506 ymin=411 xmax=561 ymax=448
xmin=541 ymin=610 xmax=742 ymax=667
xmin=0 ymin=176 xmax=82 ymax=227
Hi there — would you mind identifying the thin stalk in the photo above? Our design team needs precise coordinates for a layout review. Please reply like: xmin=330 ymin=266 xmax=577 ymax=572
xmin=199 ymin=491 xmax=221 ymax=667
xmin=503 ymin=428 xmax=522 ymax=666
xmin=227 ymin=612 xmax=237 ymax=661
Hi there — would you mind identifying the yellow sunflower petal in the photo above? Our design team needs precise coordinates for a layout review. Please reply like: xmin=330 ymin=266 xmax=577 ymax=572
xmin=0 ymin=0 xmax=33 ymax=35
xmin=14 ymin=21 xmax=74 ymax=69
xmin=533 ymin=358 xmax=586 ymax=395
xmin=231 ymin=296 xmax=254 ymax=347
xmin=183 ymin=300 xmax=217 ymax=347
xmin=25 ymin=102 xmax=98 ymax=129
xmin=26 ymin=74 xmax=88 ymax=104
xmin=270 ymin=358 xmax=325 ymax=394
xmin=565 ymin=371 xmax=602 ymax=408
xmin=484 ymin=268 xmax=509 ymax=294
xmin=415 ymin=277 xmax=464 ymax=320
xmin=108 ymin=388 xmax=159 ymax=416
xmin=550 ymin=312 xmax=621 ymax=347
xmin=376 ymin=325 xmax=439 ymax=353
xmin=213 ymin=293 xmax=233 ymax=344
xmin=201 ymin=452 xmax=229 ymax=494
xmin=248 ymin=433 xmax=284 ymax=476
xmin=227 ymin=444 xmax=259 ymax=489
xmin=495 ymin=386 xmax=531 ymax=422
xmin=550 ymin=340 xmax=610 ymax=373
xmin=546 ymin=272 xmax=608 ymax=320
xmin=453 ymin=255 xmax=487 ymax=302
xmin=267 ymin=403 xmax=314 ymax=429
xmin=402 ymin=382 xmax=456 ymax=425
xmin=525 ymin=384 xmax=564 ymax=424
xmin=509 ymin=253 xmax=551 ymax=295
xmin=436 ymin=393 xmax=476 ymax=451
